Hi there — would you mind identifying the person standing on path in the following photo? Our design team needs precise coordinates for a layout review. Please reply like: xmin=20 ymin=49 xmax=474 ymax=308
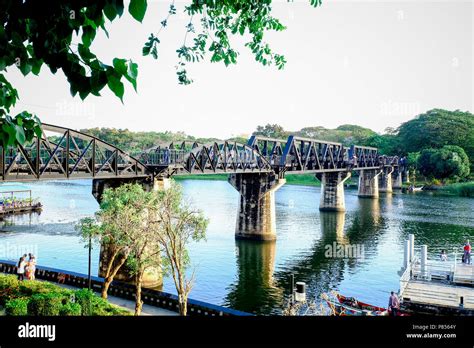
xmin=25 ymin=253 xmax=37 ymax=280
xmin=463 ymin=240 xmax=471 ymax=265
xmin=17 ymin=256 xmax=26 ymax=281
xmin=388 ymin=291 xmax=400 ymax=316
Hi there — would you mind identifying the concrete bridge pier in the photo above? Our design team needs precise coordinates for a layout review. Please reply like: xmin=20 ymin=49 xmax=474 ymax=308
xmin=229 ymin=173 xmax=286 ymax=241
xmin=379 ymin=167 xmax=394 ymax=193
xmin=392 ymin=170 xmax=403 ymax=189
xmin=358 ymin=169 xmax=382 ymax=198
xmin=402 ymin=170 xmax=410 ymax=184
xmin=316 ymin=172 xmax=351 ymax=212
xmin=92 ymin=177 xmax=166 ymax=289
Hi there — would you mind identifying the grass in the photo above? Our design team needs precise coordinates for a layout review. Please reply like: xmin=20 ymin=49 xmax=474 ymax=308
xmin=174 ymin=174 xmax=229 ymax=181
xmin=174 ymin=173 xmax=323 ymax=186
xmin=174 ymin=173 xmax=362 ymax=187
xmin=0 ymin=274 xmax=131 ymax=316
xmin=437 ymin=182 xmax=474 ymax=197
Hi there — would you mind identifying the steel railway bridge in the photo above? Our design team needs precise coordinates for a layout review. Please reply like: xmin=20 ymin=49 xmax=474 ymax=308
xmin=0 ymin=123 xmax=408 ymax=241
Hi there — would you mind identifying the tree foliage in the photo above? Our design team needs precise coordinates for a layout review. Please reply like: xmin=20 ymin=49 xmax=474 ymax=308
xmin=253 ymin=123 xmax=377 ymax=147
xmin=78 ymin=181 xmax=208 ymax=316
xmin=254 ymin=123 xmax=286 ymax=139
xmin=397 ymin=109 xmax=474 ymax=164
xmin=417 ymin=145 xmax=470 ymax=182
xmin=144 ymin=0 xmax=322 ymax=84
xmin=150 ymin=182 xmax=208 ymax=316
xmin=77 ymin=183 xmax=156 ymax=310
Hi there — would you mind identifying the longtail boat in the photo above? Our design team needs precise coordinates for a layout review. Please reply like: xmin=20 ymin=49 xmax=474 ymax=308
xmin=322 ymin=291 xmax=408 ymax=316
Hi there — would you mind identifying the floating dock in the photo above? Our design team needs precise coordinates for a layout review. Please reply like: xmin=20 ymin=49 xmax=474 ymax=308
xmin=399 ymin=236 xmax=474 ymax=315
xmin=0 ymin=190 xmax=42 ymax=218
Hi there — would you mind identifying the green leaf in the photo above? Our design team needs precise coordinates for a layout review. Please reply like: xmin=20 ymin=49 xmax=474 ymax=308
xmin=78 ymin=44 xmax=96 ymax=62
xmin=113 ymin=58 xmax=128 ymax=75
xmin=106 ymin=72 xmax=124 ymax=102
xmin=104 ymin=3 xmax=118 ymax=21
xmin=82 ymin=26 xmax=96 ymax=48
xmin=15 ymin=125 xmax=26 ymax=144
xmin=19 ymin=61 xmax=32 ymax=76
xmin=128 ymin=0 xmax=147 ymax=23
xmin=31 ymin=58 xmax=43 ymax=75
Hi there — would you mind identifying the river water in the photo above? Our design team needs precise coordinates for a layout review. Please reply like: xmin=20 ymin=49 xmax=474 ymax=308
xmin=0 ymin=179 xmax=472 ymax=315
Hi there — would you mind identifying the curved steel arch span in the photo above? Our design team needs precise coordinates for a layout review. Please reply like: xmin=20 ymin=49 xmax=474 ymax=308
xmin=0 ymin=123 xmax=149 ymax=182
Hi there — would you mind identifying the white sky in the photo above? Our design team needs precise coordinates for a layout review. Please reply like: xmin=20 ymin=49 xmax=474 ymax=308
xmin=7 ymin=0 xmax=474 ymax=139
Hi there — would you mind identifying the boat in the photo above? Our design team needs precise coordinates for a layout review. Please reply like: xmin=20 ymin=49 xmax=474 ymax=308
xmin=408 ymin=185 xmax=424 ymax=192
xmin=321 ymin=291 xmax=408 ymax=316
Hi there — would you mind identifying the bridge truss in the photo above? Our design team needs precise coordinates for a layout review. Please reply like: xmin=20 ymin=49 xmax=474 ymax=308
xmin=0 ymin=123 xmax=401 ymax=183
xmin=248 ymin=135 xmax=394 ymax=174
xmin=0 ymin=124 xmax=148 ymax=181
xmin=141 ymin=141 xmax=273 ymax=177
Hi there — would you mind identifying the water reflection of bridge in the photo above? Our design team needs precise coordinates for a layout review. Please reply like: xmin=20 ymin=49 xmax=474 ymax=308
xmin=224 ymin=198 xmax=389 ymax=315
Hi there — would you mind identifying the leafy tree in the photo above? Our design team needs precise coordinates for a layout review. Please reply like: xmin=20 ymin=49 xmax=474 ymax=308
xmin=397 ymin=109 xmax=474 ymax=166
xmin=150 ymin=182 xmax=208 ymax=316
xmin=417 ymin=145 xmax=470 ymax=182
xmin=296 ymin=124 xmax=376 ymax=147
xmin=77 ymin=183 xmax=155 ymax=302
xmin=406 ymin=151 xmax=420 ymax=183
xmin=406 ymin=151 xmax=420 ymax=171
xmin=365 ymin=133 xmax=400 ymax=155
xmin=1 ymin=0 xmax=323 ymax=147
xmin=254 ymin=124 xmax=287 ymax=139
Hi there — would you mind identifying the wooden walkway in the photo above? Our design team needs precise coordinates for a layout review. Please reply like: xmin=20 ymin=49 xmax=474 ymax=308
xmin=400 ymin=259 xmax=474 ymax=314
xmin=402 ymin=280 xmax=474 ymax=310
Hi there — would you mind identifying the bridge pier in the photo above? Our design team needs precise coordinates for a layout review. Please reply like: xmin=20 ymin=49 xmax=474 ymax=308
xmin=392 ymin=170 xmax=403 ymax=189
xmin=92 ymin=177 xmax=154 ymax=202
xmin=92 ymin=177 xmax=167 ymax=288
xmin=358 ymin=169 xmax=382 ymax=198
xmin=316 ymin=172 xmax=351 ymax=212
xmin=229 ymin=173 xmax=285 ymax=241
xmin=379 ymin=167 xmax=394 ymax=193
xmin=402 ymin=169 xmax=410 ymax=184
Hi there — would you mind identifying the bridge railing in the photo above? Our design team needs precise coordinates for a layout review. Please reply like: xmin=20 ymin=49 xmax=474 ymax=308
xmin=141 ymin=141 xmax=273 ymax=175
xmin=141 ymin=149 xmax=188 ymax=165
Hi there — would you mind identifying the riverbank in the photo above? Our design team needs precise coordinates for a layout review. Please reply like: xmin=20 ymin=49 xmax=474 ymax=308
xmin=174 ymin=174 xmax=359 ymax=187
xmin=0 ymin=260 xmax=251 ymax=316
xmin=436 ymin=182 xmax=474 ymax=197
xmin=411 ymin=181 xmax=474 ymax=198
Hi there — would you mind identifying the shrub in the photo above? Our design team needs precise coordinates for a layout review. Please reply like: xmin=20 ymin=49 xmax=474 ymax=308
xmin=0 ymin=274 xmax=19 ymax=291
xmin=19 ymin=280 xmax=70 ymax=297
xmin=5 ymin=298 xmax=29 ymax=316
xmin=59 ymin=302 xmax=82 ymax=316
xmin=74 ymin=288 xmax=95 ymax=316
xmin=0 ymin=274 xmax=130 ymax=316
xmin=0 ymin=275 xmax=20 ymax=305
xmin=27 ymin=293 xmax=64 ymax=316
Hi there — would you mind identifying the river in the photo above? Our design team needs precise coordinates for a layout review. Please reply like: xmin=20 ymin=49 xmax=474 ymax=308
xmin=0 ymin=179 xmax=472 ymax=315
